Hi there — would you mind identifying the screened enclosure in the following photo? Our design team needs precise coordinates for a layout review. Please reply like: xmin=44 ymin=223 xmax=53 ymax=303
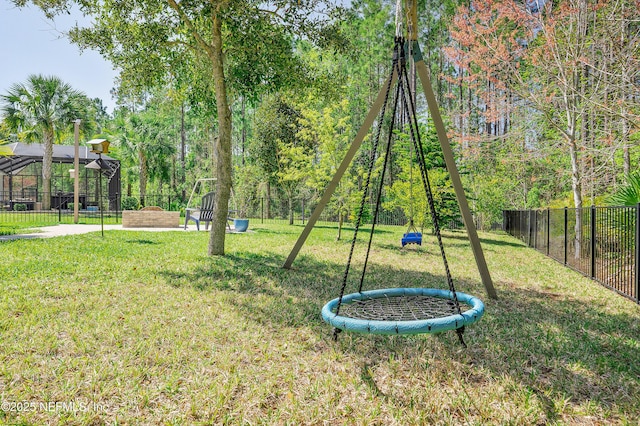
xmin=0 ymin=142 xmax=120 ymax=211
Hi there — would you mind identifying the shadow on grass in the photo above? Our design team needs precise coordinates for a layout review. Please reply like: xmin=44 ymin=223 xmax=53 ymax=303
xmin=157 ymin=235 xmax=639 ymax=419
xmin=438 ymin=284 xmax=640 ymax=420
xmin=157 ymin=249 xmax=461 ymax=329
xmin=284 ymin=223 xmax=394 ymax=235
xmin=370 ymin=229 xmax=525 ymax=253
xmin=375 ymin=241 xmax=436 ymax=256
xmin=125 ymin=239 xmax=159 ymax=245
xmin=248 ymin=226 xmax=302 ymax=235
xmin=439 ymin=231 xmax=527 ymax=249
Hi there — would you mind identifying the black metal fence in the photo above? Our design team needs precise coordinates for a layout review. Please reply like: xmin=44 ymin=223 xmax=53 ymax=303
xmin=245 ymin=198 xmax=411 ymax=227
xmin=0 ymin=191 xmax=122 ymax=226
xmin=504 ymin=206 xmax=640 ymax=303
xmin=1 ymin=190 xmax=464 ymax=231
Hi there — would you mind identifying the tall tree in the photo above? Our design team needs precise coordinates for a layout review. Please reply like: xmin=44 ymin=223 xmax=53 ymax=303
xmin=447 ymin=0 xmax=639 ymax=254
xmin=1 ymin=74 xmax=92 ymax=209
xmin=113 ymin=107 xmax=175 ymax=205
xmin=299 ymin=97 xmax=355 ymax=239
xmin=251 ymin=93 xmax=312 ymax=224
xmin=15 ymin=0 xmax=336 ymax=255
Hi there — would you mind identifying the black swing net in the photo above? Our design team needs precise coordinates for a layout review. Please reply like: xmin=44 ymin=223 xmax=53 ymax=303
xmin=321 ymin=37 xmax=485 ymax=344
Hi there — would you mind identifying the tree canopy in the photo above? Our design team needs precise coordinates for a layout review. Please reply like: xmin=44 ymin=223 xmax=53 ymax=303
xmin=3 ymin=0 xmax=639 ymax=237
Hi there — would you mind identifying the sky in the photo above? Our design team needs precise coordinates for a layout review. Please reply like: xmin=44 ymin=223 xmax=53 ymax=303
xmin=0 ymin=0 xmax=118 ymax=113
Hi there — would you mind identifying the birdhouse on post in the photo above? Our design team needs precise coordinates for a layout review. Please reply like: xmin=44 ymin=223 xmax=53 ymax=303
xmin=87 ymin=138 xmax=110 ymax=154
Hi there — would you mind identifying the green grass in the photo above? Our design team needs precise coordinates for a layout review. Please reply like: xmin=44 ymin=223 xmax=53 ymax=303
xmin=1 ymin=224 xmax=639 ymax=424
xmin=0 ymin=221 xmax=49 ymax=236
xmin=1 ymin=213 xmax=121 ymax=235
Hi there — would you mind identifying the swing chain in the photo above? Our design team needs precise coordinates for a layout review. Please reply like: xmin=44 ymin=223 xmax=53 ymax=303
xmin=357 ymin=38 xmax=405 ymax=293
xmin=331 ymin=36 xmax=467 ymax=345
xmin=398 ymin=59 xmax=464 ymax=319
xmin=333 ymin=40 xmax=402 ymax=317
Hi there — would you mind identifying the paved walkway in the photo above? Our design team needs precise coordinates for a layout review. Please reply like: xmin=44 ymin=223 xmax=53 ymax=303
xmin=0 ymin=223 xmax=252 ymax=241
xmin=0 ymin=223 xmax=200 ymax=241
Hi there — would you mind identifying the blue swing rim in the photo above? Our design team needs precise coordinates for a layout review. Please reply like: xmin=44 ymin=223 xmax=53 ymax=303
xmin=321 ymin=287 xmax=484 ymax=335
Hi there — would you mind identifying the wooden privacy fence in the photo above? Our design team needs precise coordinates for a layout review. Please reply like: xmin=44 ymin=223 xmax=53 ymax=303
xmin=503 ymin=205 xmax=640 ymax=303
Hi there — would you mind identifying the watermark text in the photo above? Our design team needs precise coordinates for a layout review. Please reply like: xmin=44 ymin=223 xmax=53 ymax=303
xmin=1 ymin=400 xmax=109 ymax=413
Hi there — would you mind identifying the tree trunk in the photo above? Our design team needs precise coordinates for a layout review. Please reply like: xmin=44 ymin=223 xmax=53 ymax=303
xmin=265 ymin=181 xmax=271 ymax=218
xmin=208 ymin=13 xmax=232 ymax=256
xmin=288 ymin=191 xmax=294 ymax=225
xmin=620 ymin=6 xmax=631 ymax=178
xmin=42 ymin=129 xmax=54 ymax=210
xmin=568 ymin=137 xmax=583 ymax=259
xmin=138 ymin=149 xmax=148 ymax=207
xmin=181 ymin=102 xmax=186 ymax=201
xmin=241 ymin=97 xmax=246 ymax=166
xmin=622 ymin=104 xmax=630 ymax=176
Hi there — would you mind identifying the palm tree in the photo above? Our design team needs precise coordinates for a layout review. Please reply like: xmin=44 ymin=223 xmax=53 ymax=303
xmin=0 ymin=122 xmax=14 ymax=155
xmin=608 ymin=172 xmax=640 ymax=206
xmin=1 ymin=75 xmax=91 ymax=209
xmin=113 ymin=108 xmax=175 ymax=206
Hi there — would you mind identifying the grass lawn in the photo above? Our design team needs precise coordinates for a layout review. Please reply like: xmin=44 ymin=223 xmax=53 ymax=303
xmin=0 ymin=213 xmax=122 ymax=236
xmin=0 ymin=221 xmax=49 ymax=236
xmin=1 ymin=223 xmax=639 ymax=424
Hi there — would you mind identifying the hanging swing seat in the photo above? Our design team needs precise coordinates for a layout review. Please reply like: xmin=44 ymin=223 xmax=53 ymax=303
xmin=402 ymin=220 xmax=422 ymax=247
xmin=402 ymin=231 xmax=422 ymax=247
xmin=322 ymin=287 xmax=484 ymax=335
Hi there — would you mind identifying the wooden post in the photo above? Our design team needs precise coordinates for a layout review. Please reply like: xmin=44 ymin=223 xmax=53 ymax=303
xmin=73 ymin=119 xmax=80 ymax=223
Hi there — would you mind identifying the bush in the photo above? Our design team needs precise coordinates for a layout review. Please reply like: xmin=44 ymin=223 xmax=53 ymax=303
xmin=13 ymin=203 xmax=27 ymax=211
xmin=121 ymin=196 xmax=140 ymax=211
xmin=169 ymin=200 xmax=186 ymax=212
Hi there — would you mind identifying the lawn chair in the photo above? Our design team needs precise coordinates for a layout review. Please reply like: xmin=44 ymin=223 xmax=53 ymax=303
xmin=184 ymin=191 xmax=215 ymax=231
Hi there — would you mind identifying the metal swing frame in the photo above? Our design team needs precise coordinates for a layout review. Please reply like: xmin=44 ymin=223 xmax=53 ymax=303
xmin=283 ymin=0 xmax=497 ymax=301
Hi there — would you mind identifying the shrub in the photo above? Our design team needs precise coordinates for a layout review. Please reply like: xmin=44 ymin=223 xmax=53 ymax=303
xmin=121 ymin=196 xmax=140 ymax=211
xmin=13 ymin=203 xmax=27 ymax=211
xmin=169 ymin=200 xmax=186 ymax=212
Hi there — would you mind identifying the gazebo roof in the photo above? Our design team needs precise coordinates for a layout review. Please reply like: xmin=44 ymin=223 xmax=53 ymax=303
xmin=0 ymin=142 xmax=118 ymax=175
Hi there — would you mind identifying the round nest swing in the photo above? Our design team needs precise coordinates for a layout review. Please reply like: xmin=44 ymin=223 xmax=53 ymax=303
xmin=322 ymin=287 xmax=484 ymax=335
xmin=316 ymin=35 xmax=487 ymax=345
